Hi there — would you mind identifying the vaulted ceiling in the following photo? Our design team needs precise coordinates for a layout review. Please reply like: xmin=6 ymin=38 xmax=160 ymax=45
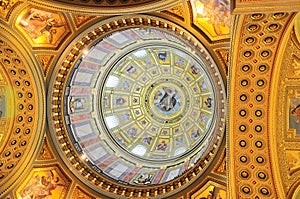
xmin=0 ymin=0 xmax=299 ymax=199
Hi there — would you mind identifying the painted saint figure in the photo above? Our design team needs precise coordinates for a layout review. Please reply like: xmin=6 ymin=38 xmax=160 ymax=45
xmin=114 ymin=96 xmax=126 ymax=106
xmin=157 ymin=87 xmax=178 ymax=112
xmin=134 ymin=173 xmax=153 ymax=185
xmin=125 ymin=65 xmax=137 ymax=75
xmin=126 ymin=127 xmax=138 ymax=138
xmin=191 ymin=129 xmax=201 ymax=140
xmin=143 ymin=136 xmax=152 ymax=145
xmin=204 ymin=97 xmax=213 ymax=108
xmin=19 ymin=8 xmax=65 ymax=44
xmin=156 ymin=140 xmax=168 ymax=151
xmin=191 ymin=64 xmax=201 ymax=74
xmin=291 ymin=104 xmax=300 ymax=124
xmin=20 ymin=170 xmax=64 ymax=199
xmin=157 ymin=51 xmax=167 ymax=62
xmin=290 ymin=102 xmax=300 ymax=136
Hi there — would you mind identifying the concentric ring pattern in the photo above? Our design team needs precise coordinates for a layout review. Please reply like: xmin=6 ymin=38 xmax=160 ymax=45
xmin=100 ymin=45 xmax=215 ymax=163
xmin=64 ymin=28 xmax=221 ymax=185
xmin=44 ymin=20 xmax=227 ymax=195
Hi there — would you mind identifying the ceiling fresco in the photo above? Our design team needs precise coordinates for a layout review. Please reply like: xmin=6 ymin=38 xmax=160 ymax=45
xmin=65 ymin=28 xmax=222 ymax=186
xmin=190 ymin=0 xmax=230 ymax=41
xmin=16 ymin=166 xmax=71 ymax=199
xmin=15 ymin=6 xmax=70 ymax=48
xmin=1 ymin=0 xmax=299 ymax=198
xmin=47 ymin=14 xmax=226 ymax=197
xmin=58 ymin=25 xmax=226 ymax=193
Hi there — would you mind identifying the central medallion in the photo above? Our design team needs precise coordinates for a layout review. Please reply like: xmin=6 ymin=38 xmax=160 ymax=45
xmin=154 ymin=86 xmax=180 ymax=114
xmin=146 ymin=81 xmax=187 ymax=124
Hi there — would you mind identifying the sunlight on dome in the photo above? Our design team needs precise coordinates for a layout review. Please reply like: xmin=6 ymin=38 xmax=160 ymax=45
xmin=132 ymin=145 xmax=147 ymax=156
xmin=133 ymin=49 xmax=148 ymax=58
xmin=104 ymin=115 xmax=120 ymax=129
xmin=105 ymin=75 xmax=120 ymax=88
xmin=174 ymin=147 xmax=186 ymax=156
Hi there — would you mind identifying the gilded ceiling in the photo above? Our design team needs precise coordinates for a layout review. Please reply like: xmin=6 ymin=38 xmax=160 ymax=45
xmin=0 ymin=0 xmax=299 ymax=199
xmin=53 ymin=26 xmax=225 ymax=190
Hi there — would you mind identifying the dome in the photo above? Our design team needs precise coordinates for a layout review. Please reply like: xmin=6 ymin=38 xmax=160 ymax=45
xmin=49 ymin=17 xmax=226 ymax=197
xmin=65 ymin=28 xmax=218 ymax=185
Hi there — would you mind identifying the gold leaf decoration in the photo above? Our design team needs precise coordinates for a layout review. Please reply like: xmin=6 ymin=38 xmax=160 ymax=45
xmin=216 ymin=48 xmax=229 ymax=76
xmin=167 ymin=4 xmax=184 ymax=20
xmin=74 ymin=186 xmax=96 ymax=199
xmin=215 ymin=157 xmax=226 ymax=175
xmin=73 ymin=14 xmax=96 ymax=29
xmin=0 ymin=0 xmax=18 ymax=20
xmin=36 ymin=54 xmax=54 ymax=78
xmin=37 ymin=137 xmax=55 ymax=160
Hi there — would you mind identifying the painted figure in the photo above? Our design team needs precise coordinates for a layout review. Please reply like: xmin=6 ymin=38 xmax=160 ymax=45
xmin=191 ymin=64 xmax=201 ymax=74
xmin=157 ymin=51 xmax=167 ymax=62
xmin=291 ymin=104 xmax=300 ymax=124
xmin=20 ymin=170 xmax=64 ymax=199
xmin=289 ymin=100 xmax=300 ymax=136
xmin=175 ymin=135 xmax=184 ymax=146
xmin=114 ymin=96 xmax=126 ymax=106
xmin=199 ymin=81 xmax=208 ymax=91
xmin=191 ymin=129 xmax=200 ymax=140
xmin=126 ymin=65 xmax=137 ymax=75
xmin=200 ymin=112 xmax=208 ymax=123
xmin=195 ymin=0 xmax=230 ymax=36
xmin=175 ymin=58 xmax=185 ymax=67
xmin=73 ymin=98 xmax=85 ymax=110
xmin=126 ymin=127 xmax=138 ymax=138
xmin=134 ymin=173 xmax=153 ymax=185
xmin=156 ymin=87 xmax=178 ymax=112
xmin=19 ymin=8 xmax=65 ymax=43
xmin=204 ymin=97 xmax=213 ymax=108
xmin=120 ymin=113 xmax=130 ymax=121
xmin=121 ymin=81 xmax=130 ymax=90
xmin=143 ymin=136 xmax=152 ymax=145
xmin=156 ymin=140 xmax=168 ymax=151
